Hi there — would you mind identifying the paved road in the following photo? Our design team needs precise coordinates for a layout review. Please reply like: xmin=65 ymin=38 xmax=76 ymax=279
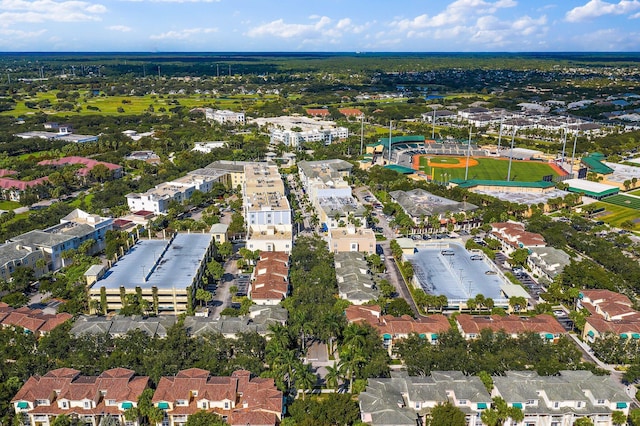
xmin=209 ymin=252 xmax=240 ymax=319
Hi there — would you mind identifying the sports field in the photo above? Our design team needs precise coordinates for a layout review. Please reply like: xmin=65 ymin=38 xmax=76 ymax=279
xmin=602 ymin=194 xmax=640 ymax=211
xmin=591 ymin=201 xmax=640 ymax=230
xmin=417 ymin=155 xmax=559 ymax=181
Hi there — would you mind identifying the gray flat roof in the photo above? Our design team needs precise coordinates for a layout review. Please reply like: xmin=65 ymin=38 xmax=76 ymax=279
xmin=94 ymin=233 xmax=212 ymax=291
xmin=408 ymin=242 xmax=507 ymax=304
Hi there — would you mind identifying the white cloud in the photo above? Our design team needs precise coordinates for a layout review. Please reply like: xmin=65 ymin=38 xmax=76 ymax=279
xmin=122 ymin=0 xmax=220 ymax=2
xmin=149 ymin=27 xmax=217 ymax=40
xmin=0 ymin=0 xmax=106 ymax=25
xmin=571 ymin=27 xmax=640 ymax=49
xmin=246 ymin=15 xmax=375 ymax=44
xmin=107 ymin=25 xmax=132 ymax=32
xmin=391 ymin=0 xmax=517 ymax=30
xmin=565 ymin=0 xmax=640 ymax=22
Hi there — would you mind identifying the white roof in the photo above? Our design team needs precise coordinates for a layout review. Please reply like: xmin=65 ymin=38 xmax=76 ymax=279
xmin=564 ymin=178 xmax=617 ymax=193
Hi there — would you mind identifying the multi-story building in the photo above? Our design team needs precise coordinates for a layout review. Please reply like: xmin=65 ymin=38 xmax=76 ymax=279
xmin=151 ymin=369 xmax=282 ymax=426
xmin=490 ymin=221 xmax=546 ymax=255
xmin=248 ymin=252 xmax=289 ymax=305
xmin=4 ymin=209 xmax=113 ymax=272
xmin=335 ymin=252 xmax=379 ymax=304
xmin=328 ymin=226 xmax=376 ymax=255
xmin=455 ymin=314 xmax=566 ymax=342
xmin=578 ymin=289 xmax=640 ymax=343
xmin=12 ymin=368 xmax=149 ymax=426
xmin=0 ymin=303 xmax=72 ymax=336
xmin=492 ymin=371 xmax=631 ymax=426
xmin=205 ymin=109 xmax=245 ymax=125
xmin=243 ymin=164 xmax=292 ymax=253
xmin=250 ymin=116 xmax=348 ymax=148
xmin=527 ymin=247 xmax=571 ymax=284
xmin=359 ymin=371 xmax=491 ymax=426
xmin=346 ymin=305 xmax=450 ymax=355
xmin=88 ymin=233 xmax=215 ymax=315
xmin=126 ymin=169 xmax=228 ymax=214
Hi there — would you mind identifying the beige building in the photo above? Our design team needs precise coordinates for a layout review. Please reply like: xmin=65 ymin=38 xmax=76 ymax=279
xmin=328 ymin=226 xmax=376 ymax=255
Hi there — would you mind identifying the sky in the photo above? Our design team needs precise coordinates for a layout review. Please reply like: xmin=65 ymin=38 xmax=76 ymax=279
xmin=0 ymin=0 xmax=639 ymax=52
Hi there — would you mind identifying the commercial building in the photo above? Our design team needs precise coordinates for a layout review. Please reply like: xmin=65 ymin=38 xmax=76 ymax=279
xmin=359 ymin=371 xmax=491 ymax=426
xmin=492 ymin=371 xmax=632 ymax=425
xmin=152 ymin=369 xmax=282 ymax=426
xmin=335 ymin=252 xmax=379 ymax=304
xmin=389 ymin=189 xmax=479 ymax=232
xmin=88 ymin=233 xmax=215 ymax=315
xmin=243 ymin=164 xmax=292 ymax=253
xmin=205 ymin=109 xmax=245 ymax=125
xmin=5 ymin=209 xmax=113 ymax=272
xmin=328 ymin=227 xmax=376 ymax=255
xmin=191 ymin=141 xmax=227 ymax=153
xmin=251 ymin=116 xmax=348 ymax=148
xmin=126 ymin=169 xmax=228 ymax=214
xmin=12 ymin=368 xmax=149 ymax=426
xmin=563 ymin=178 xmax=619 ymax=200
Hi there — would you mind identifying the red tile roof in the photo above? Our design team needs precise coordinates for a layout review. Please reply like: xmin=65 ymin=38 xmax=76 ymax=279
xmin=153 ymin=369 xmax=282 ymax=424
xmin=0 ymin=305 xmax=72 ymax=334
xmin=345 ymin=305 xmax=450 ymax=336
xmin=491 ymin=222 xmax=546 ymax=248
xmin=456 ymin=314 xmax=566 ymax=336
xmin=12 ymin=368 xmax=149 ymax=417
xmin=250 ymin=252 xmax=289 ymax=302
xmin=339 ymin=108 xmax=363 ymax=117
xmin=38 ymin=156 xmax=122 ymax=176
xmin=0 ymin=169 xmax=18 ymax=177
xmin=306 ymin=108 xmax=330 ymax=117
xmin=0 ymin=176 xmax=48 ymax=191
xmin=586 ymin=317 xmax=640 ymax=335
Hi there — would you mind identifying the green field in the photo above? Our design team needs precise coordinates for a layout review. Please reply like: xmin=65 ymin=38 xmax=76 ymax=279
xmin=0 ymin=200 xmax=20 ymax=210
xmin=629 ymin=189 xmax=640 ymax=197
xmin=3 ymin=90 xmax=279 ymax=117
xmin=591 ymin=202 xmax=640 ymax=230
xmin=418 ymin=156 xmax=559 ymax=182
xmin=602 ymin=194 xmax=640 ymax=211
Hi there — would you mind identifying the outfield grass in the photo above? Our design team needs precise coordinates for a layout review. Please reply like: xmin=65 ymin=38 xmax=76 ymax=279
xmin=591 ymin=202 xmax=640 ymax=230
xmin=629 ymin=189 xmax=640 ymax=197
xmin=418 ymin=156 xmax=559 ymax=181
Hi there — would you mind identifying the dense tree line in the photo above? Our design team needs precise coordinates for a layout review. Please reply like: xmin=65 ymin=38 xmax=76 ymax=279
xmin=394 ymin=328 xmax=601 ymax=377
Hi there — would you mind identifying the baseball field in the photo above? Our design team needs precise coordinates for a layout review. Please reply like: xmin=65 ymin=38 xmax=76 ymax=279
xmin=416 ymin=155 xmax=560 ymax=181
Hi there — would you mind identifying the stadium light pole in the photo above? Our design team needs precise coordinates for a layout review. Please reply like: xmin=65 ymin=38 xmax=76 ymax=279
xmin=360 ymin=114 xmax=365 ymax=156
xmin=507 ymin=127 xmax=517 ymax=181
xmin=497 ymin=112 xmax=504 ymax=152
xmin=570 ymin=131 xmax=579 ymax=178
xmin=561 ymin=117 xmax=569 ymax=167
xmin=388 ymin=120 xmax=393 ymax=163
xmin=464 ymin=124 xmax=472 ymax=181
xmin=431 ymin=105 xmax=438 ymax=140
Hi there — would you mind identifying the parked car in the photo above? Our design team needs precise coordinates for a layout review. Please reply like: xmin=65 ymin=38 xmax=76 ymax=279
xmin=441 ymin=249 xmax=455 ymax=256
xmin=470 ymin=254 xmax=483 ymax=260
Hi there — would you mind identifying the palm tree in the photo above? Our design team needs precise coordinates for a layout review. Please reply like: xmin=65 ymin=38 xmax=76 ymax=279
xmin=339 ymin=345 xmax=366 ymax=393
xmin=324 ymin=362 xmax=341 ymax=391
xmin=295 ymin=364 xmax=317 ymax=400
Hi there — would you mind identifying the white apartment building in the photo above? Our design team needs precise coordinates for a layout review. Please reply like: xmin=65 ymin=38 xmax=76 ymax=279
xmin=205 ymin=109 xmax=245 ymax=125
xmin=270 ymin=127 xmax=349 ymax=148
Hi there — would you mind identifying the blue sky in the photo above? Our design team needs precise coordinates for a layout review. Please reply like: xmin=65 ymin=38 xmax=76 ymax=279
xmin=1 ymin=0 xmax=639 ymax=52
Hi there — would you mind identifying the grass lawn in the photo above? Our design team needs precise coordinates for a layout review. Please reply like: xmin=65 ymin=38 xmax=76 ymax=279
xmin=69 ymin=193 xmax=94 ymax=209
xmin=591 ymin=202 xmax=640 ymax=230
xmin=4 ymin=91 xmax=279 ymax=117
xmin=418 ymin=156 xmax=559 ymax=181
xmin=629 ymin=189 xmax=640 ymax=197
xmin=601 ymin=194 xmax=640 ymax=211
xmin=0 ymin=200 xmax=21 ymax=210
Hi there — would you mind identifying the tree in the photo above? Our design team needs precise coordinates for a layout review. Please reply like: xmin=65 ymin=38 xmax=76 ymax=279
xmin=296 ymin=364 xmax=317 ymax=400
xmin=425 ymin=402 xmax=466 ymax=426
xmin=481 ymin=396 xmax=524 ymax=426
xmin=216 ymin=241 xmax=233 ymax=260
xmin=574 ymin=417 xmax=594 ymax=426
xmin=509 ymin=248 xmax=529 ymax=267
xmin=324 ymin=362 xmax=341 ymax=391
xmin=630 ymin=408 xmax=640 ymax=426
xmin=184 ymin=410 xmax=225 ymax=426
xmin=195 ymin=288 xmax=212 ymax=307
xmin=385 ymin=298 xmax=414 ymax=317
xmin=207 ymin=260 xmax=225 ymax=282
xmin=612 ymin=411 xmax=627 ymax=426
